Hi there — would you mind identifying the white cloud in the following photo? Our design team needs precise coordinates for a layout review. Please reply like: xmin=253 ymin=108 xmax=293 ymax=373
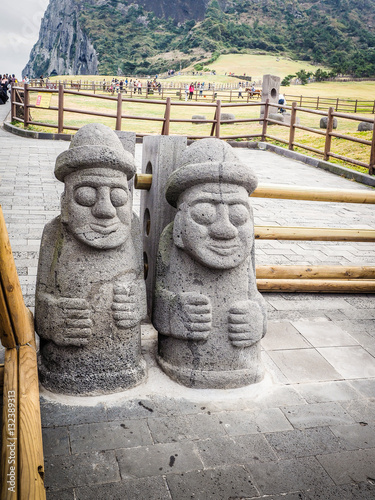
xmin=0 ymin=0 xmax=49 ymax=78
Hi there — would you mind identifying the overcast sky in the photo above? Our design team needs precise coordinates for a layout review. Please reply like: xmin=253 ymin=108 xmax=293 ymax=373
xmin=1 ymin=0 xmax=49 ymax=79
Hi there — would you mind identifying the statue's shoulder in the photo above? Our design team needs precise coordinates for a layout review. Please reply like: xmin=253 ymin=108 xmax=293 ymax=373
xmin=157 ymin=222 xmax=174 ymax=268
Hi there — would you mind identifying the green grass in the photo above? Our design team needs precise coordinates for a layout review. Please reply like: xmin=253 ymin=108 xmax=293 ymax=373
xmin=23 ymin=60 xmax=375 ymax=175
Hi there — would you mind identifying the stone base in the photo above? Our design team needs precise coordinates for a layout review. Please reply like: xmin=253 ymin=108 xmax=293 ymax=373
xmin=39 ymin=357 xmax=147 ymax=396
xmin=156 ymin=354 xmax=264 ymax=389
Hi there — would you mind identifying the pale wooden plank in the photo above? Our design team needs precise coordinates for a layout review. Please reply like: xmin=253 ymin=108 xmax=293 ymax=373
xmin=18 ymin=342 xmax=46 ymax=500
xmin=0 ymin=205 xmax=33 ymax=345
xmin=0 ymin=281 xmax=17 ymax=348
xmin=1 ymin=348 xmax=18 ymax=500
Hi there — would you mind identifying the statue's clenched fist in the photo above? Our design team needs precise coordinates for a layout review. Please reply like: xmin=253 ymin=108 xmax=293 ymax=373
xmin=228 ymin=300 xmax=264 ymax=347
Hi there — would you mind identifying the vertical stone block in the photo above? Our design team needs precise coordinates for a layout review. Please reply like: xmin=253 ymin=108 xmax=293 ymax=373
xmin=260 ymin=74 xmax=281 ymax=118
xmin=140 ymin=136 xmax=187 ymax=317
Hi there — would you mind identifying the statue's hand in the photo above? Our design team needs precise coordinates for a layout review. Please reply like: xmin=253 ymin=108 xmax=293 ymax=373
xmin=112 ymin=282 xmax=139 ymax=329
xmin=228 ymin=300 xmax=264 ymax=347
xmin=171 ymin=292 xmax=212 ymax=341
xmin=55 ymin=297 xmax=92 ymax=346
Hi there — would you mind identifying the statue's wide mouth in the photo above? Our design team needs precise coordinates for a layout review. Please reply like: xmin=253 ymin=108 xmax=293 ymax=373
xmin=208 ymin=242 xmax=239 ymax=256
xmin=89 ymin=222 xmax=120 ymax=235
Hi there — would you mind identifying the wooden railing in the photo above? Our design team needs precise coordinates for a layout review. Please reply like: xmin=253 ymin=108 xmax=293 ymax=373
xmin=0 ymin=206 xmax=46 ymax=500
xmin=136 ymin=174 xmax=375 ymax=292
xmin=11 ymin=84 xmax=375 ymax=175
xmin=285 ymin=94 xmax=375 ymax=114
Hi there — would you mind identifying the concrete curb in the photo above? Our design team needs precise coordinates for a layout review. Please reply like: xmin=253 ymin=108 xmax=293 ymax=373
xmin=3 ymin=120 xmax=374 ymax=187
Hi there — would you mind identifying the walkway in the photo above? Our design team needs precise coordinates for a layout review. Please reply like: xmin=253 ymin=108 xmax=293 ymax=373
xmin=0 ymin=105 xmax=374 ymax=500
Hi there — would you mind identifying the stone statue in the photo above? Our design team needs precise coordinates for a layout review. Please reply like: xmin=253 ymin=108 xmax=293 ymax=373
xmin=35 ymin=123 xmax=147 ymax=395
xmin=153 ymin=138 xmax=267 ymax=388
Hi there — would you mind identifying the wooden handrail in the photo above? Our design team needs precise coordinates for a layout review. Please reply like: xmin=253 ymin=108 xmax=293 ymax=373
xmin=0 ymin=207 xmax=46 ymax=499
xmin=135 ymin=176 xmax=375 ymax=204
xmin=14 ymin=86 xmax=375 ymax=174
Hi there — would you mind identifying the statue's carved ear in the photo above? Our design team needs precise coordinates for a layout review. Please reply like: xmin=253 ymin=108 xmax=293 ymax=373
xmin=173 ymin=210 xmax=185 ymax=250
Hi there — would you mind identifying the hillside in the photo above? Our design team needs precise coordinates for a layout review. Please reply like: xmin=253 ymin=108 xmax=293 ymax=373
xmin=23 ymin=0 xmax=375 ymax=78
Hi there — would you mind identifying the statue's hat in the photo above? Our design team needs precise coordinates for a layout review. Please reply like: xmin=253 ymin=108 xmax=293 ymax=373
xmin=165 ymin=138 xmax=258 ymax=207
xmin=55 ymin=123 xmax=135 ymax=181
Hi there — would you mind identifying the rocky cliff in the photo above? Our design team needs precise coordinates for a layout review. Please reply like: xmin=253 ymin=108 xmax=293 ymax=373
xmin=23 ymin=0 xmax=375 ymax=78
xmin=23 ymin=0 xmax=99 ymax=78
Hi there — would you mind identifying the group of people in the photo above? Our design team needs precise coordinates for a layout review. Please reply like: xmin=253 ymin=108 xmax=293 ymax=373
xmin=184 ymin=82 xmax=208 ymax=100
xmin=0 ymin=74 xmax=17 ymax=105
xmin=102 ymin=77 xmax=162 ymax=95
xmin=238 ymin=82 xmax=256 ymax=98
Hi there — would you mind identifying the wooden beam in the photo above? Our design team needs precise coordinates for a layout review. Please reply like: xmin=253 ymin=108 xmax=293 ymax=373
xmin=251 ymin=184 xmax=375 ymax=204
xmin=18 ymin=343 xmax=46 ymax=500
xmin=1 ymin=348 xmax=18 ymax=500
xmin=0 ymin=206 xmax=34 ymax=345
xmin=0 ymin=280 xmax=17 ymax=348
xmin=254 ymin=226 xmax=375 ymax=242
xmin=256 ymin=265 xmax=375 ymax=280
xmin=134 ymin=177 xmax=375 ymax=205
xmin=257 ymin=279 xmax=375 ymax=293
xmin=0 ymin=364 xmax=4 ymax=394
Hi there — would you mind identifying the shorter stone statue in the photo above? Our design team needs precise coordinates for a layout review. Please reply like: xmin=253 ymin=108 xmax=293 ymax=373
xmin=35 ymin=123 xmax=147 ymax=395
xmin=153 ymin=138 xmax=267 ymax=388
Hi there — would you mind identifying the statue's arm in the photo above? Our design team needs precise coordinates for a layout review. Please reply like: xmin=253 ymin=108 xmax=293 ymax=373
xmin=35 ymin=219 xmax=92 ymax=346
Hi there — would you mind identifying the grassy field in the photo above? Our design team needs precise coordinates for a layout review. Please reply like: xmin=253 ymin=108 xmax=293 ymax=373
xmin=20 ymin=53 xmax=375 ymax=175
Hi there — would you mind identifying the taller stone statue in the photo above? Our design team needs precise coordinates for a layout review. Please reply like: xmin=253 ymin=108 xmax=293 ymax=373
xmin=35 ymin=123 xmax=147 ymax=395
xmin=153 ymin=138 xmax=267 ymax=388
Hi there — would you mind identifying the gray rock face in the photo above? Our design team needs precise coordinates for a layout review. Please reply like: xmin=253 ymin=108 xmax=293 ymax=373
xmin=320 ymin=117 xmax=338 ymax=129
xmin=35 ymin=123 xmax=147 ymax=395
xmin=23 ymin=0 xmax=98 ymax=78
xmin=357 ymin=121 xmax=374 ymax=131
xmin=153 ymin=138 xmax=267 ymax=388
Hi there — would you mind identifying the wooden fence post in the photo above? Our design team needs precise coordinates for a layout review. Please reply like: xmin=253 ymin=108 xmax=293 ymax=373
xmin=230 ymin=89 xmax=232 ymax=103
xmin=336 ymin=98 xmax=339 ymax=111
xmin=162 ymin=97 xmax=171 ymax=135
xmin=316 ymin=96 xmax=319 ymax=110
xmin=57 ymin=84 xmax=64 ymax=134
xmin=116 ymin=92 xmax=122 ymax=131
xmin=23 ymin=83 xmax=29 ymax=128
xmin=354 ymin=99 xmax=358 ymax=113
xmin=369 ymin=116 xmax=375 ymax=175
xmin=10 ymin=84 xmax=15 ymax=122
xmin=261 ymin=98 xmax=270 ymax=142
xmin=288 ymin=101 xmax=297 ymax=151
xmin=372 ymin=100 xmax=375 ymax=114
xmin=299 ymin=95 xmax=303 ymax=106
xmin=324 ymin=107 xmax=334 ymax=161
xmin=215 ymin=100 xmax=221 ymax=139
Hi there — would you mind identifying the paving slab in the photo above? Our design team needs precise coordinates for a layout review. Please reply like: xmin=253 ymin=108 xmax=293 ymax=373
xmin=317 ymin=346 xmax=375 ymax=379
xmin=166 ymin=465 xmax=258 ymax=500
xmin=316 ymin=448 xmax=375 ymax=485
xmin=75 ymin=476 xmax=171 ymax=500
xmin=293 ymin=380 xmax=362 ymax=403
xmin=244 ymin=456 xmax=335 ymax=495
xmin=268 ymin=349 xmax=343 ymax=383
xmin=116 ymin=441 xmax=204 ymax=478
xmin=280 ymin=402 xmax=355 ymax=429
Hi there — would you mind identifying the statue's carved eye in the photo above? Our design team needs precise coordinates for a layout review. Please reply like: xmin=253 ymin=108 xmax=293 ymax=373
xmin=189 ymin=203 xmax=216 ymax=225
xmin=229 ymin=204 xmax=250 ymax=226
xmin=74 ymin=186 xmax=97 ymax=206
xmin=110 ymin=188 xmax=128 ymax=207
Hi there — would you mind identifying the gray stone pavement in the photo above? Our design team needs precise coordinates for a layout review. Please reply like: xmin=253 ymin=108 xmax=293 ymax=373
xmin=0 ymin=103 xmax=375 ymax=499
